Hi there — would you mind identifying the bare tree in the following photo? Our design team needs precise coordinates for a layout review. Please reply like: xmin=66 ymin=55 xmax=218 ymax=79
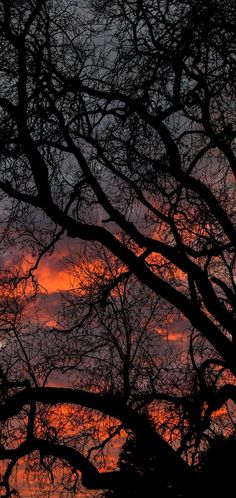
xmin=0 ymin=0 xmax=236 ymax=496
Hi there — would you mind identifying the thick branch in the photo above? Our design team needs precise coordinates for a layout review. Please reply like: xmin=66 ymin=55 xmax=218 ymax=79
xmin=0 ymin=437 xmax=125 ymax=490
xmin=0 ymin=386 xmax=196 ymax=490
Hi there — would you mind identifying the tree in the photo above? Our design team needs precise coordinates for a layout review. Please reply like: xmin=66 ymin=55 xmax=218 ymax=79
xmin=198 ymin=435 xmax=236 ymax=498
xmin=0 ymin=0 xmax=236 ymax=495
xmin=102 ymin=416 xmax=182 ymax=498
xmin=0 ymin=247 xmax=199 ymax=497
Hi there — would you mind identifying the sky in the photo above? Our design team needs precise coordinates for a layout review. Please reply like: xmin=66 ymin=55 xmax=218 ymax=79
xmin=0 ymin=231 xmax=194 ymax=496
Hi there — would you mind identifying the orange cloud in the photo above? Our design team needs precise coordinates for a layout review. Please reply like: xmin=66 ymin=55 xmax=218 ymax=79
xmin=35 ymin=262 xmax=72 ymax=294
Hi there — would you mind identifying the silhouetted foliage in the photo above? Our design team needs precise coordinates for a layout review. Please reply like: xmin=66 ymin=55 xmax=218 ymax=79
xmin=102 ymin=418 xmax=182 ymax=498
xmin=200 ymin=436 xmax=236 ymax=498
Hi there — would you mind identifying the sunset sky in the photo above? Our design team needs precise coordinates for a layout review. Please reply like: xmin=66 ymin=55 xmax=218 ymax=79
xmin=0 ymin=0 xmax=235 ymax=496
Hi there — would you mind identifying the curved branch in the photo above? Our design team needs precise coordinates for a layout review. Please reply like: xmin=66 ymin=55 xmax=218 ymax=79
xmin=0 ymin=437 xmax=125 ymax=490
xmin=0 ymin=386 xmax=196 ymax=489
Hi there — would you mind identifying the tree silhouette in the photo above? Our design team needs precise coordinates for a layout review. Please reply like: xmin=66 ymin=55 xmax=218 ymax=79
xmin=200 ymin=435 xmax=236 ymax=498
xmin=0 ymin=0 xmax=236 ymax=496
xmin=102 ymin=415 xmax=182 ymax=498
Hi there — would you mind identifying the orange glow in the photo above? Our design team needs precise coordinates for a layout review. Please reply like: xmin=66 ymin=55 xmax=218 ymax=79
xmin=1 ymin=233 xmax=230 ymax=497
xmin=212 ymin=405 xmax=228 ymax=419
xmin=156 ymin=326 xmax=187 ymax=342
xmin=35 ymin=263 xmax=72 ymax=293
